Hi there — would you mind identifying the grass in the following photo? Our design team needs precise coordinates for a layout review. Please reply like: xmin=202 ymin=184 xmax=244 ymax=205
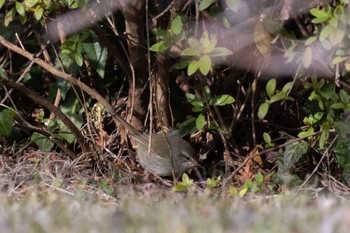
xmin=1 ymin=152 xmax=350 ymax=233
xmin=1 ymin=186 xmax=350 ymax=233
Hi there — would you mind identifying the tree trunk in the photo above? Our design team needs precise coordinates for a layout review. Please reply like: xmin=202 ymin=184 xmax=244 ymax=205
xmin=120 ymin=0 xmax=149 ymax=130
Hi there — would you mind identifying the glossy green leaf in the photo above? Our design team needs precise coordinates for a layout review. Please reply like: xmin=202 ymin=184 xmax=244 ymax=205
xmin=74 ymin=52 xmax=83 ymax=67
xmin=24 ymin=0 xmax=38 ymax=8
xmin=198 ymin=55 xmax=211 ymax=75
xmin=187 ymin=60 xmax=199 ymax=75
xmin=0 ymin=0 xmax=5 ymax=9
xmin=196 ymin=113 xmax=205 ymax=130
xmin=283 ymin=140 xmax=308 ymax=171
xmin=186 ymin=93 xmax=203 ymax=108
xmin=209 ymin=94 xmax=235 ymax=106
xmin=263 ymin=132 xmax=271 ymax=144
xmin=34 ymin=5 xmax=44 ymax=21
xmin=310 ymin=8 xmax=330 ymax=18
xmin=15 ymin=2 xmax=26 ymax=17
xmin=199 ymin=0 xmax=215 ymax=11
xmin=171 ymin=16 xmax=183 ymax=35
xmin=150 ymin=41 xmax=172 ymax=52
xmin=258 ymin=102 xmax=269 ymax=119
xmin=266 ymin=79 xmax=276 ymax=98
xmin=181 ymin=47 xmax=201 ymax=56
xmin=282 ymin=82 xmax=293 ymax=93
xmin=82 ymin=38 xmax=107 ymax=78
xmin=151 ymin=28 xmax=168 ymax=37
xmin=270 ymin=92 xmax=286 ymax=103
xmin=4 ymin=8 xmax=16 ymax=27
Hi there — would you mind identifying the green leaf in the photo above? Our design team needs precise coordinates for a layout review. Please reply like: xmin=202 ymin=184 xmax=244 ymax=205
xmin=255 ymin=173 xmax=264 ymax=184
xmin=199 ymin=0 xmax=215 ymax=11
xmin=298 ymin=127 xmax=314 ymax=138
xmin=282 ymin=82 xmax=293 ymax=93
xmin=334 ymin=121 xmax=350 ymax=138
xmin=171 ymin=16 xmax=183 ymax=35
xmin=266 ymin=79 xmax=276 ymax=98
xmin=24 ymin=0 xmax=38 ymax=8
xmin=0 ymin=67 xmax=8 ymax=78
xmin=0 ymin=0 xmax=5 ymax=9
xmin=320 ymin=25 xmax=332 ymax=41
xmin=208 ymin=47 xmax=233 ymax=57
xmin=181 ymin=47 xmax=201 ymax=56
xmin=302 ymin=46 xmax=312 ymax=68
xmin=333 ymin=138 xmax=350 ymax=168
xmin=34 ymin=5 xmax=44 ymax=21
xmin=151 ymin=28 xmax=168 ymax=37
xmin=283 ymin=140 xmax=308 ymax=171
xmin=310 ymin=8 xmax=330 ymax=18
xmin=339 ymin=89 xmax=349 ymax=103
xmin=304 ymin=36 xmax=317 ymax=46
xmin=258 ymin=102 xmax=270 ymax=119
xmin=172 ymin=173 xmax=193 ymax=192
xmin=74 ymin=52 xmax=83 ymax=67
xmin=150 ymin=41 xmax=172 ymax=52
xmin=82 ymin=38 xmax=107 ymax=78
xmin=188 ymin=60 xmax=199 ymax=76
xmin=15 ymin=2 xmax=26 ymax=17
xmin=209 ymin=94 xmax=235 ymax=106
xmin=198 ymin=55 xmax=211 ymax=75
xmin=0 ymin=108 xmax=16 ymax=137
xmin=196 ymin=113 xmax=205 ymax=130
xmin=270 ymin=92 xmax=286 ymax=103
xmin=331 ymin=56 xmax=347 ymax=65
xmin=31 ymin=132 xmax=54 ymax=152
xmin=4 ymin=8 xmax=16 ymax=27
xmin=186 ymin=93 xmax=203 ymax=108
xmin=263 ymin=132 xmax=271 ymax=144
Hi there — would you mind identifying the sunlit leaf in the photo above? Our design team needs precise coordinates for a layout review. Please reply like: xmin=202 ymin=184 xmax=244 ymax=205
xmin=266 ymin=79 xmax=276 ymax=98
xmin=0 ymin=0 xmax=5 ymax=9
xmin=209 ymin=95 xmax=235 ymax=106
xmin=258 ymin=102 xmax=269 ymax=119
xmin=4 ymin=8 xmax=16 ymax=27
xmin=187 ymin=60 xmax=199 ymax=75
xmin=34 ymin=5 xmax=44 ymax=21
xmin=198 ymin=55 xmax=211 ymax=75
xmin=15 ymin=2 xmax=26 ymax=17
xmin=196 ymin=113 xmax=205 ymax=130
xmin=181 ymin=47 xmax=201 ymax=56
xmin=302 ymin=46 xmax=312 ymax=68
xmin=171 ymin=16 xmax=183 ymax=35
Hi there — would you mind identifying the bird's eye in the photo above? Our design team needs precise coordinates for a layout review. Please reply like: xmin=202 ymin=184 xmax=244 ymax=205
xmin=184 ymin=155 xmax=192 ymax=161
